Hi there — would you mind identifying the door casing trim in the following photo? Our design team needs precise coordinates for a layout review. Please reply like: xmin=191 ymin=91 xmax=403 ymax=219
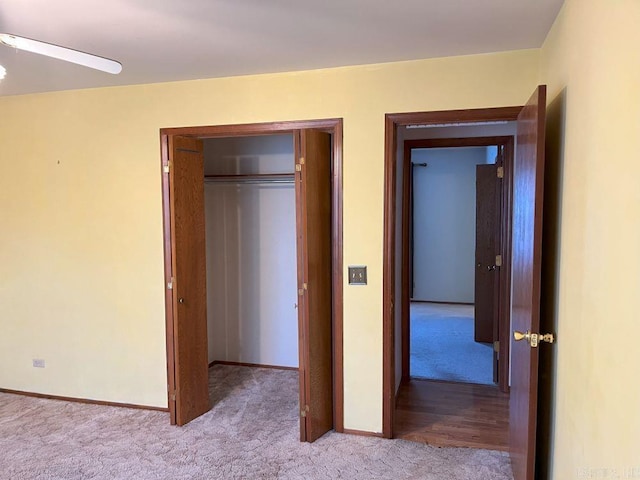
xmin=160 ymin=118 xmax=344 ymax=432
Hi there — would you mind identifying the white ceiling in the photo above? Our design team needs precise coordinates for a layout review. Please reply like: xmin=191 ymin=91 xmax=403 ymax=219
xmin=0 ymin=0 xmax=563 ymax=97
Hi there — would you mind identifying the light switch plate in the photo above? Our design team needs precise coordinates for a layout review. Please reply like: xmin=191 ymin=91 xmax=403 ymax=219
xmin=348 ymin=266 xmax=367 ymax=285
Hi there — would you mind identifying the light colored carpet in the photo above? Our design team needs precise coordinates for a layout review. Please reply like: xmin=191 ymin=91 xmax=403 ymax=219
xmin=411 ymin=302 xmax=494 ymax=385
xmin=0 ymin=365 xmax=512 ymax=479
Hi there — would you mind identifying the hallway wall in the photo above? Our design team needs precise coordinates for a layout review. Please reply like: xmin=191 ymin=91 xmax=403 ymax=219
xmin=411 ymin=146 xmax=487 ymax=303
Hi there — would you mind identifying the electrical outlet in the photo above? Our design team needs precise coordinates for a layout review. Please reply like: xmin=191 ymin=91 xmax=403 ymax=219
xmin=348 ymin=266 xmax=367 ymax=285
xmin=32 ymin=359 xmax=45 ymax=368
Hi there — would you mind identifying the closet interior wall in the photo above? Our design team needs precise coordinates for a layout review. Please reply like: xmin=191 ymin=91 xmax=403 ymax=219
xmin=203 ymin=134 xmax=298 ymax=368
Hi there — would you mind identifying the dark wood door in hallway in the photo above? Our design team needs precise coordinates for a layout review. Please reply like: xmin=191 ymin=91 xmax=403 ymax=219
xmin=474 ymin=162 xmax=502 ymax=345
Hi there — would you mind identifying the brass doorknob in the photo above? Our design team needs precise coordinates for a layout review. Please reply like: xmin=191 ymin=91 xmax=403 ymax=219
xmin=513 ymin=330 xmax=554 ymax=348
xmin=513 ymin=330 xmax=528 ymax=341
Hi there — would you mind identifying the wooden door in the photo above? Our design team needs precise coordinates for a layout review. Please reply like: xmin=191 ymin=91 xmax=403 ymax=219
xmin=510 ymin=85 xmax=547 ymax=480
xmin=169 ymin=135 xmax=210 ymax=426
xmin=474 ymin=163 xmax=501 ymax=346
xmin=295 ymin=129 xmax=333 ymax=443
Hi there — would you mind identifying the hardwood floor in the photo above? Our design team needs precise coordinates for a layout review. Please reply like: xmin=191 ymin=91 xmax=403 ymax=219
xmin=394 ymin=378 xmax=509 ymax=451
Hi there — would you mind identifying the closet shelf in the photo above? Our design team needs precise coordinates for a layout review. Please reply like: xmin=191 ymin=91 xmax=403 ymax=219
xmin=204 ymin=173 xmax=295 ymax=184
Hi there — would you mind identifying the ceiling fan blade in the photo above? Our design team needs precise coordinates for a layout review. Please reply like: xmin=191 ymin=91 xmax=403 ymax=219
xmin=0 ymin=34 xmax=122 ymax=74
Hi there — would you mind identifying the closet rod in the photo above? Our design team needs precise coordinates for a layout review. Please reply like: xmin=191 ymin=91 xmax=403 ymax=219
xmin=204 ymin=173 xmax=295 ymax=184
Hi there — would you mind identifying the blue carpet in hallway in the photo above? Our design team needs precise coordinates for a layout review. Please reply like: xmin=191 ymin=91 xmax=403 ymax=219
xmin=410 ymin=303 xmax=494 ymax=385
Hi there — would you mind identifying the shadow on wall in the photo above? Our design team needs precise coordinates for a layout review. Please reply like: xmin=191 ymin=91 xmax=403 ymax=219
xmin=536 ymin=87 xmax=567 ymax=480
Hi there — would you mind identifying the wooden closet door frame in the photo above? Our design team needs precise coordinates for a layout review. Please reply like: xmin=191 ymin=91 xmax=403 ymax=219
xmin=159 ymin=118 xmax=344 ymax=431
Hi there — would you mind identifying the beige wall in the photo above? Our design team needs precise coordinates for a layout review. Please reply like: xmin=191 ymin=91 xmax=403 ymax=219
xmin=0 ymin=50 xmax=539 ymax=431
xmin=540 ymin=0 xmax=640 ymax=477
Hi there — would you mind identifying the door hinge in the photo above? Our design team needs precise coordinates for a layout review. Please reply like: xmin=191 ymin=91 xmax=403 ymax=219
xmin=295 ymin=164 xmax=302 ymax=172
xmin=495 ymin=254 xmax=502 ymax=267
xmin=497 ymin=166 xmax=504 ymax=178
xmin=170 ymin=391 xmax=176 ymax=402
xmin=300 ymin=404 xmax=309 ymax=417
xmin=299 ymin=157 xmax=305 ymax=165
xmin=163 ymin=164 xmax=170 ymax=174
xmin=297 ymin=283 xmax=308 ymax=296
xmin=493 ymin=340 xmax=500 ymax=353
xmin=167 ymin=277 xmax=174 ymax=290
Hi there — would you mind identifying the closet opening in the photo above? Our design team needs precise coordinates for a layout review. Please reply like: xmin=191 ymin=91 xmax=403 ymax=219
xmin=204 ymin=133 xmax=300 ymax=440
xmin=203 ymin=134 xmax=298 ymax=374
xmin=160 ymin=119 xmax=344 ymax=443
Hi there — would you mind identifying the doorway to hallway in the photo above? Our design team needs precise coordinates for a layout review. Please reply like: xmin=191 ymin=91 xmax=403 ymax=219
xmin=403 ymin=136 xmax=514 ymax=390
xmin=408 ymin=141 xmax=505 ymax=386
xmin=383 ymin=86 xmax=549 ymax=480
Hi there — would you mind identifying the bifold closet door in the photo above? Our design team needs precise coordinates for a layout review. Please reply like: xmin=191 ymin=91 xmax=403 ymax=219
xmin=294 ymin=129 xmax=333 ymax=443
xmin=169 ymin=135 xmax=210 ymax=426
